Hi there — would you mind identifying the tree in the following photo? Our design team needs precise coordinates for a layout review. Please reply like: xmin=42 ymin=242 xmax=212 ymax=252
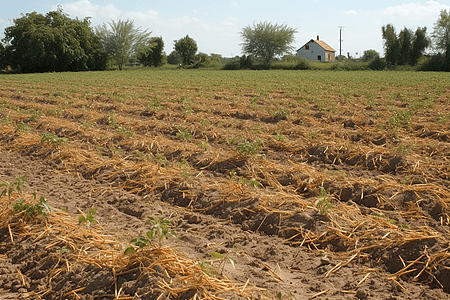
xmin=174 ymin=35 xmax=198 ymax=65
xmin=382 ymin=24 xmax=429 ymax=66
xmin=137 ymin=37 xmax=166 ymax=67
xmin=398 ymin=27 xmax=412 ymax=65
xmin=2 ymin=8 xmax=106 ymax=73
xmin=240 ymin=21 xmax=297 ymax=64
xmin=432 ymin=9 xmax=450 ymax=54
xmin=167 ymin=50 xmax=182 ymax=65
xmin=410 ymin=27 xmax=429 ymax=66
xmin=96 ymin=19 xmax=151 ymax=70
xmin=361 ymin=50 xmax=379 ymax=62
xmin=382 ymin=24 xmax=400 ymax=66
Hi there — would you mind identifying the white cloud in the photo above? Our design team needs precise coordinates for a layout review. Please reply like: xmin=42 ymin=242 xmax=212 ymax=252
xmin=383 ymin=1 xmax=450 ymax=20
xmin=343 ymin=10 xmax=357 ymax=15
xmin=231 ymin=2 xmax=238 ymax=7
xmin=53 ymin=1 xmax=240 ymax=56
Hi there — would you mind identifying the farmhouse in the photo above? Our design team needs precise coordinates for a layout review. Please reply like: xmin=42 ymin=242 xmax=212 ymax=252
xmin=296 ymin=36 xmax=336 ymax=62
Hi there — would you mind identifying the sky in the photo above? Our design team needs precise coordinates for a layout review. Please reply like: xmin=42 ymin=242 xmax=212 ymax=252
xmin=1 ymin=0 xmax=450 ymax=58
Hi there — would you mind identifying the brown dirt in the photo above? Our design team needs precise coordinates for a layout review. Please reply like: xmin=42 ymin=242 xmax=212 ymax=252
xmin=1 ymin=73 xmax=450 ymax=300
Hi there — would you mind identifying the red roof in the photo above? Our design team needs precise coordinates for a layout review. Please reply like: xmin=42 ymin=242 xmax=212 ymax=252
xmin=298 ymin=39 xmax=336 ymax=52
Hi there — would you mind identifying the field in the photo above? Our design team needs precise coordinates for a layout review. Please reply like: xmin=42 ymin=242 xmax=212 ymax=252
xmin=1 ymin=69 xmax=450 ymax=300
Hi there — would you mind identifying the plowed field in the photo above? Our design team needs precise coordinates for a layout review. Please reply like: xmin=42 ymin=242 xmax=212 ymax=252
xmin=1 ymin=69 xmax=450 ymax=299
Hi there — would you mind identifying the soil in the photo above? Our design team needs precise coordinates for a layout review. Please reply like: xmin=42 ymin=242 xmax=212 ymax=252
xmin=0 ymin=71 xmax=450 ymax=299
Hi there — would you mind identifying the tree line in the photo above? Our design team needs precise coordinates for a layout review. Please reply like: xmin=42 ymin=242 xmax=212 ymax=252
xmin=1 ymin=7 xmax=450 ymax=73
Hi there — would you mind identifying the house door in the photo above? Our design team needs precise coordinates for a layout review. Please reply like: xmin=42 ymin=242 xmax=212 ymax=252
xmin=317 ymin=55 xmax=322 ymax=61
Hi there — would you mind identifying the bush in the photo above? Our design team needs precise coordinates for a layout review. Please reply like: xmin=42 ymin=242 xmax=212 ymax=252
xmin=222 ymin=61 xmax=240 ymax=70
xmin=369 ymin=57 xmax=387 ymax=70
xmin=418 ymin=54 xmax=450 ymax=72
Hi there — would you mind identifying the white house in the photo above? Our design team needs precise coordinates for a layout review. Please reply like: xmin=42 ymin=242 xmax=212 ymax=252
xmin=296 ymin=36 xmax=336 ymax=62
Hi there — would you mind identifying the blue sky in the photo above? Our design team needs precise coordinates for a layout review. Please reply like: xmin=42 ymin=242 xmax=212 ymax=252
xmin=1 ymin=0 xmax=449 ymax=58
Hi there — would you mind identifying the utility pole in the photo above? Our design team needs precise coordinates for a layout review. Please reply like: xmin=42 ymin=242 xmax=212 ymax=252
xmin=338 ymin=26 xmax=345 ymax=58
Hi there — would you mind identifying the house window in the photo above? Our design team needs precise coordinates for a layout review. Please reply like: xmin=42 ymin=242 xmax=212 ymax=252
xmin=318 ymin=55 xmax=322 ymax=61
xmin=305 ymin=45 xmax=309 ymax=50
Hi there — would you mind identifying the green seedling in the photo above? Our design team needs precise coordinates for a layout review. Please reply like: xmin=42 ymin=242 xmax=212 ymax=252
xmin=175 ymin=125 xmax=192 ymax=141
xmin=15 ymin=122 xmax=31 ymax=132
xmin=40 ymin=132 xmax=68 ymax=145
xmin=1 ymin=175 xmax=26 ymax=200
xmin=148 ymin=153 xmax=168 ymax=167
xmin=81 ymin=120 xmax=95 ymax=128
xmin=116 ymin=126 xmax=135 ymax=137
xmin=125 ymin=217 xmax=177 ymax=253
xmin=78 ymin=208 xmax=97 ymax=227
xmin=56 ymin=246 xmax=72 ymax=254
xmin=371 ymin=212 xmax=396 ymax=224
xmin=198 ymin=140 xmax=210 ymax=151
xmin=272 ymin=130 xmax=285 ymax=142
xmin=209 ymin=252 xmax=236 ymax=276
xmin=107 ymin=111 xmax=118 ymax=128
xmin=236 ymin=140 xmax=262 ymax=158
xmin=315 ymin=187 xmax=333 ymax=215
xmin=12 ymin=193 xmax=51 ymax=220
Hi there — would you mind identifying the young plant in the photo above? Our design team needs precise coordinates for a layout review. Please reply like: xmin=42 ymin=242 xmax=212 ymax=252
xmin=272 ymin=130 xmax=285 ymax=142
xmin=175 ymin=125 xmax=193 ymax=141
xmin=209 ymin=251 xmax=236 ymax=276
xmin=125 ymin=217 xmax=177 ymax=253
xmin=40 ymin=132 xmax=68 ymax=145
xmin=78 ymin=208 xmax=97 ymax=227
xmin=12 ymin=193 xmax=51 ymax=220
xmin=15 ymin=122 xmax=31 ymax=132
xmin=236 ymin=140 xmax=262 ymax=158
xmin=1 ymin=175 xmax=27 ymax=200
xmin=315 ymin=187 xmax=333 ymax=215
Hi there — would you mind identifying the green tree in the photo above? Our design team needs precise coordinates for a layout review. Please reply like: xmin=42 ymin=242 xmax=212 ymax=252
xmin=96 ymin=19 xmax=151 ymax=70
xmin=410 ymin=27 xmax=429 ymax=66
xmin=167 ymin=50 xmax=182 ymax=65
xmin=398 ymin=27 xmax=412 ymax=65
xmin=174 ymin=35 xmax=198 ymax=65
xmin=137 ymin=37 xmax=166 ymax=67
xmin=2 ymin=8 xmax=106 ymax=73
xmin=239 ymin=21 xmax=297 ymax=64
xmin=432 ymin=9 xmax=450 ymax=54
xmin=361 ymin=50 xmax=379 ymax=62
xmin=382 ymin=24 xmax=400 ymax=66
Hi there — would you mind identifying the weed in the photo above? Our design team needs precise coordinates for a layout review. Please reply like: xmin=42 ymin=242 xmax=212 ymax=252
xmin=403 ymin=175 xmax=413 ymax=185
xmin=81 ymin=120 xmax=95 ymax=128
xmin=125 ymin=217 xmax=177 ymax=253
xmin=116 ymin=126 xmax=135 ymax=137
xmin=46 ymin=108 xmax=64 ymax=117
xmin=0 ymin=116 xmax=12 ymax=125
xmin=96 ymin=145 xmax=103 ymax=157
xmin=40 ymin=132 xmax=68 ymax=145
xmin=240 ymin=178 xmax=261 ymax=188
xmin=15 ymin=122 xmax=31 ymax=132
xmin=230 ymin=169 xmax=237 ymax=180
xmin=198 ymin=140 xmax=210 ymax=151
xmin=272 ymin=130 xmax=285 ymax=142
xmin=371 ymin=212 xmax=396 ymax=224
xmin=181 ymin=98 xmax=193 ymax=115
xmin=236 ymin=140 xmax=262 ymax=158
xmin=1 ymin=175 xmax=27 ymax=200
xmin=270 ymin=107 xmax=290 ymax=120
xmin=200 ymin=119 xmax=210 ymax=127
xmin=12 ymin=193 xmax=51 ymax=220
xmin=107 ymin=111 xmax=118 ymax=128
xmin=175 ymin=125 xmax=193 ymax=141
xmin=209 ymin=251 xmax=236 ymax=276
xmin=148 ymin=153 xmax=168 ymax=167
xmin=227 ymin=136 xmax=244 ymax=145
xmin=78 ymin=208 xmax=97 ymax=227
xmin=147 ymin=97 xmax=163 ymax=111
xmin=56 ymin=246 xmax=72 ymax=254
xmin=306 ymin=132 xmax=319 ymax=140
xmin=29 ymin=109 xmax=44 ymax=121
xmin=315 ymin=187 xmax=333 ymax=215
